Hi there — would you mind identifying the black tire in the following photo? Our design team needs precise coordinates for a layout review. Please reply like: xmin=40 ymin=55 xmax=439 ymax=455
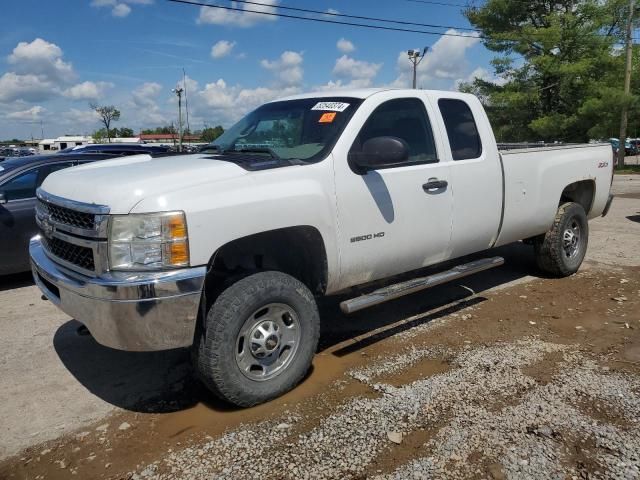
xmin=194 ymin=271 xmax=320 ymax=407
xmin=534 ymin=202 xmax=588 ymax=277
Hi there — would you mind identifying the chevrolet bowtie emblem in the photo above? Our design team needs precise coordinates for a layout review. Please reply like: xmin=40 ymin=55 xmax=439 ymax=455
xmin=40 ymin=214 xmax=54 ymax=239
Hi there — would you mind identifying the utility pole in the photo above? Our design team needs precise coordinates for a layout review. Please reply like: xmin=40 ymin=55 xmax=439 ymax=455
xmin=408 ymin=47 xmax=428 ymax=89
xmin=172 ymin=87 xmax=184 ymax=152
xmin=618 ymin=0 xmax=635 ymax=169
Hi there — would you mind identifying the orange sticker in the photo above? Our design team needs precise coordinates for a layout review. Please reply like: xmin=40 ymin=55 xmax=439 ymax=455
xmin=319 ymin=112 xmax=337 ymax=123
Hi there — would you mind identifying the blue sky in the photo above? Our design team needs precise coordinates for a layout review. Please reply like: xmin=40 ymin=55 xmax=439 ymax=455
xmin=0 ymin=0 xmax=495 ymax=139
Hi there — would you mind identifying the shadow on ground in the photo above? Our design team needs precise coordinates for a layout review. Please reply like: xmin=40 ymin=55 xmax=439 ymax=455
xmin=53 ymin=242 xmax=537 ymax=414
xmin=627 ymin=214 xmax=640 ymax=223
xmin=0 ymin=271 xmax=34 ymax=292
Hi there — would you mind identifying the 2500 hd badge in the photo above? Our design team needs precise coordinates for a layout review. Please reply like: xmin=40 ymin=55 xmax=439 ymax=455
xmin=351 ymin=232 xmax=385 ymax=243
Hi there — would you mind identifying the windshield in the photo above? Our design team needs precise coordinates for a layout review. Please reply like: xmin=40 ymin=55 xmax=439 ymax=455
xmin=204 ymin=97 xmax=362 ymax=162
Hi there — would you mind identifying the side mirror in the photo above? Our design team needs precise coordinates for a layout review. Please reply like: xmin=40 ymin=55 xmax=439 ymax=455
xmin=0 ymin=192 xmax=6 ymax=205
xmin=348 ymin=136 xmax=409 ymax=173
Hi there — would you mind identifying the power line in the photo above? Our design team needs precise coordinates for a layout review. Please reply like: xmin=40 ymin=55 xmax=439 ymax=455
xmin=172 ymin=0 xmax=629 ymax=42
xmin=401 ymin=0 xmax=470 ymax=7
xmin=166 ymin=0 xmax=632 ymax=42
xmin=227 ymin=0 xmax=479 ymax=32
xmin=166 ymin=0 xmax=481 ymax=38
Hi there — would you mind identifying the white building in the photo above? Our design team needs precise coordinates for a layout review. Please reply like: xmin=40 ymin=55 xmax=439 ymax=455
xmin=39 ymin=136 xmax=93 ymax=152
xmin=38 ymin=136 xmax=141 ymax=152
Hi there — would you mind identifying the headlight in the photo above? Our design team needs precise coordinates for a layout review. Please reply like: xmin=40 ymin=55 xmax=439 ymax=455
xmin=108 ymin=212 xmax=189 ymax=270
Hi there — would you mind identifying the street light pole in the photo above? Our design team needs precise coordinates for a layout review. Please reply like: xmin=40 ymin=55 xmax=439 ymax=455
xmin=408 ymin=47 xmax=429 ymax=89
xmin=618 ymin=0 xmax=635 ymax=169
xmin=172 ymin=87 xmax=184 ymax=153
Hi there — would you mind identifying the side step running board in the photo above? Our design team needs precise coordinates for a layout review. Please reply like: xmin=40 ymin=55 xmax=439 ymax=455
xmin=340 ymin=256 xmax=505 ymax=314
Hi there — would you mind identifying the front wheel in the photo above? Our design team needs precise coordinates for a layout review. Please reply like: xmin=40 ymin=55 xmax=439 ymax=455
xmin=194 ymin=271 xmax=320 ymax=407
xmin=534 ymin=202 xmax=589 ymax=277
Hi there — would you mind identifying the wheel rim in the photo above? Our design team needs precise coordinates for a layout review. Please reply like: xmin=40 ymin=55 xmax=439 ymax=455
xmin=563 ymin=219 xmax=581 ymax=259
xmin=235 ymin=303 xmax=301 ymax=382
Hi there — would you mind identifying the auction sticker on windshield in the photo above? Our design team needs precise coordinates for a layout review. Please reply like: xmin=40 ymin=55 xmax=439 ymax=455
xmin=311 ymin=102 xmax=350 ymax=112
xmin=319 ymin=112 xmax=337 ymax=123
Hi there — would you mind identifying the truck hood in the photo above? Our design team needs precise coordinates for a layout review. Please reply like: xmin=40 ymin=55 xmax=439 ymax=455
xmin=41 ymin=154 xmax=249 ymax=214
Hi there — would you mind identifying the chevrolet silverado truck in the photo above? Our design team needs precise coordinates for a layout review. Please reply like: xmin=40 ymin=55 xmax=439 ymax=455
xmin=30 ymin=89 xmax=614 ymax=407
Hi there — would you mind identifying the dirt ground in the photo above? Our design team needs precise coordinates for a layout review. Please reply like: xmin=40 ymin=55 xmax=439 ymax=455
xmin=0 ymin=175 xmax=639 ymax=479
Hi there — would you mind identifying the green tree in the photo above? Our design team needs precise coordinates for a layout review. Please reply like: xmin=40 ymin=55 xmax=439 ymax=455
xmin=90 ymin=103 xmax=121 ymax=143
xmin=92 ymin=128 xmax=107 ymax=143
xmin=118 ymin=127 xmax=135 ymax=138
xmin=141 ymin=126 xmax=176 ymax=135
xmin=461 ymin=0 xmax=633 ymax=143
xmin=201 ymin=125 xmax=225 ymax=143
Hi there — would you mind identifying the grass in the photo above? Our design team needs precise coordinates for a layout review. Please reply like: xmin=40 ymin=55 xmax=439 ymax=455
xmin=615 ymin=165 xmax=640 ymax=174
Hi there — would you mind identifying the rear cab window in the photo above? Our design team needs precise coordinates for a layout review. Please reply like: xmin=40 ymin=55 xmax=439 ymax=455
xmin=438 ymin=98 xmax=482 ymax=161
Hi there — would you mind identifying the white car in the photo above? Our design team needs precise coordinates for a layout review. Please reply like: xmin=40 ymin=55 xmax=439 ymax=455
xmin=30 ymin=88 xmax=614 ymax=406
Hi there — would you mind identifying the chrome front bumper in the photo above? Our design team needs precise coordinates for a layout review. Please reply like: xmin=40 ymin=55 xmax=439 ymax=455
xmin=30 ymin=236 xmax=206 ymax=352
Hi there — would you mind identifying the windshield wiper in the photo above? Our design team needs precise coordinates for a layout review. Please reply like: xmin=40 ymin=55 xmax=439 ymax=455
xmin=229 ymin=147 xmax=307 ymax=165
xmin=200 ymin=145 xmax=226 ymax=154
xmin=231 ymin=147 xmax=279 ymax=158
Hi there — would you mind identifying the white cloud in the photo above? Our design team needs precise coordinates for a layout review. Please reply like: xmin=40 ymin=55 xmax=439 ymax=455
xmin=337 ymin=38 xmax=355 ymax=53
xmin=8 ymin=38 xmax=75 ymax=83
xmin=211 ymin=40 xmax=236 ymax=59
xmin=196 ymin=78 xmax=299 ymax=125
xmin=391 ymin=30 xmax=481 ymax=89
xmin=6 ymin=106 xmax=46 ymax=122
xmin=131 ymin=82 xmax=168 ymax=125
xmin=132 ymin=82 xmax=162 ymax=108
xmin=197 ymin=0 xmax=278 ymax=28
xmin=326 ymin=8 xmax=340 ymax=15
xmin=63 ymin=81 xmax=114 ymax=100
xmin=175 ymin=75 xmax=199 ymax=94
xmin=453 ymin=67 xmax=507 ymax=89
xmin=112 ymin=3 xmax=131 ymax=16
xmin=0 ymin=73 xmax=57 ymax=102
xmin=333 ymin=55 xmax=382 ymax=85
xmin=260 ymin=50 xmax=304 ymax=86
xmin=61 ymin=108 xmax=102 ymax=126
xmin=91 ymin=0 xmax=153 ymax=17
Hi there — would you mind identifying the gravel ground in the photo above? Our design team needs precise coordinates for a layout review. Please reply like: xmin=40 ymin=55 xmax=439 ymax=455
xmin=129 ymin=339 xmax=639 ymax=480
xmin=0 ymin=175 xmax=638 ymax=479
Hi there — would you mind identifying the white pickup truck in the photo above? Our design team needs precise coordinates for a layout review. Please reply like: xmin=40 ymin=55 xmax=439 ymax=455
xmin=30 ymin=88 xmax=614 ymax=406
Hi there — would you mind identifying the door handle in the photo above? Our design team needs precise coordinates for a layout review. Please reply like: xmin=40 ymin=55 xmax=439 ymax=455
xmin=423 ymin=178 xmax=448 ymax=192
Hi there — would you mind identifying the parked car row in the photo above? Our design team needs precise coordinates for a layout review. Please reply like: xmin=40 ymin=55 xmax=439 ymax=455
xmin=0 ymin=147 xmax=36 ymax=161
xmin=0 ymin=144 xmax=174 ymax=275
xmin=609 ymin=137 xmax=640 ymax=156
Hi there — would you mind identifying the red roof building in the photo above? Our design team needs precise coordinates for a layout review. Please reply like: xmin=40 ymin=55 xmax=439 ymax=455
xmin=138 ymin=134 xmax=202 ymax=142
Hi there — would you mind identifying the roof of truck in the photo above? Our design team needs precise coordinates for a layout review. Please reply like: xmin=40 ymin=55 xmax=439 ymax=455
xmin=276 ymin=88 xmax=393 ymax=101
xmin=275 ymin=88 xmax=474 ymax=103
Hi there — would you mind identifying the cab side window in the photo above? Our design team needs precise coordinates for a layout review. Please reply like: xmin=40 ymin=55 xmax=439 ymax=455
xmin=352 ymin=98 xmax=438 ymax=165
xmin=438 ymin=99 xmax=482 ymax=161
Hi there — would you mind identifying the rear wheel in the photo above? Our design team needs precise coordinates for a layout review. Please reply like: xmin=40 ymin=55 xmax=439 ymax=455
xmin=194 ymin=271 xmax=319 ymax=407
xmin=534 ymin=202 xmax=588 ymax=277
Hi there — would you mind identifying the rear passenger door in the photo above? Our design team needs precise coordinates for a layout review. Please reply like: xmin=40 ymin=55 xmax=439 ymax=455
xmin=333 ymin=93 xmax=453 ymax=288
xmin=433 ymin=95 xmax=502 ymax=258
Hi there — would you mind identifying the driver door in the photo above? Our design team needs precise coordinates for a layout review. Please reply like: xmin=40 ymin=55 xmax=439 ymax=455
xmin=332 ymin=93 xmax=453 ymax=288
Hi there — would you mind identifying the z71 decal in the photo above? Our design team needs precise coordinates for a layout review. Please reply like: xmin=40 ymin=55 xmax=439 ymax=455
xmin=598 ymin=162 xmax=609 ymax=168
xmin=351 ymin=232 xmax=385 ymax=243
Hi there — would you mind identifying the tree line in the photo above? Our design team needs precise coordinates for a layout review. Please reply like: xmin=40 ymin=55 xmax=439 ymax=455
xmin=89 ymin=102 xmax=225 ymax=144
xmin=459 ymin=0 xmax=638 ymax=145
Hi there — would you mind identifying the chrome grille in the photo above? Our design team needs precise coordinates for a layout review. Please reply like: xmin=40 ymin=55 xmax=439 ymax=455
xmin=37 ymin=199 xmax=96 ymax=230
xmin=40 ymin=234 xmax=95 ymax=272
